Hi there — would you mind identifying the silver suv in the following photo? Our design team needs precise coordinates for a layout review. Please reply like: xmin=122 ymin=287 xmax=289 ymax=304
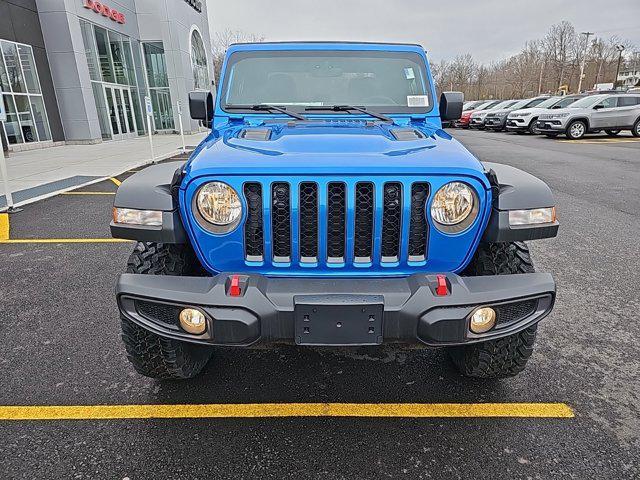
xmin=536 ymin=94 xmax=640 ymax=139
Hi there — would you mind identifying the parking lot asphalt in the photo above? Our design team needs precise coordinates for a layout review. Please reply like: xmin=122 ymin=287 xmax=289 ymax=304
xmin=1 ymin=131 xmax=639 ymax=479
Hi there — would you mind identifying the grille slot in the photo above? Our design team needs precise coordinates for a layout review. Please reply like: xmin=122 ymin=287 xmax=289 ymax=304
xmin=299 ymin=182 xmax=318 ymax=261
xmin=495 ymin=299 xmax=538 ymax=326
xmin=408 ymin=183 xmax=430 ymax=261
xmin=354 ymin=182 xmax=374 ymax=261
xmin=271 ymin=182 xmax=291 ymax=262
xmin=326 ymin=182 xmax=346 ymax=262
xmin=244 ymin=183 xmax=264 ymax=261
xmin=381 ymin=182 xmax=402 ymax=262
xmin=136 ymin=300 xmax=181 ymax=327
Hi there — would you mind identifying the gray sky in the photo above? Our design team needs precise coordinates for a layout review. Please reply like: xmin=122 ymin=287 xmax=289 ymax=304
xmin=207 ymin=0 xmax=640 ymax=63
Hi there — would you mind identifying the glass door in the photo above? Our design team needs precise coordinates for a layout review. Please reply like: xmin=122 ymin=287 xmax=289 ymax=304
xmin=103 ymin=84 xmax=138 ymax=140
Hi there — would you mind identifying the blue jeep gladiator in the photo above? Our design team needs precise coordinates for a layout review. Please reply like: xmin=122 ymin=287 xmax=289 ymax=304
xmin=111 ymin=42 xmax=559 ymax=380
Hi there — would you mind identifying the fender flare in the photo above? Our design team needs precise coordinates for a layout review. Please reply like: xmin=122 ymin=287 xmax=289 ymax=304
xmin=481 ymin=162 xmax=559 ymax=243
xmin=110 ymin=162 xmax=187 ymax=243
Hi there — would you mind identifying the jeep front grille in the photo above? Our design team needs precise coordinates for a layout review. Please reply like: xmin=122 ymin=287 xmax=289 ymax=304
xmin=243 ymin=179 xmax=431 ymax=267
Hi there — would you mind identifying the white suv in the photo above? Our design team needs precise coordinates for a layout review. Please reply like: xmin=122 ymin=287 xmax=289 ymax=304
xmin=506 ymin=95 xmax=585 ymax=134
xmin=536 ymin=94 xmax=640 ymax=139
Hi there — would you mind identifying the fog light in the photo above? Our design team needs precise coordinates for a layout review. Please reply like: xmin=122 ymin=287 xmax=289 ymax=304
xmin=470 ymin=307 xmax=496 ymax=334
xmin=179 ymin=308 xmax=207 ymax=334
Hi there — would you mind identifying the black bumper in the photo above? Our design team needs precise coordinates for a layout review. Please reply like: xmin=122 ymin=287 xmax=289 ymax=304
xmin=116 ymin=272 xmax=556 ymax=348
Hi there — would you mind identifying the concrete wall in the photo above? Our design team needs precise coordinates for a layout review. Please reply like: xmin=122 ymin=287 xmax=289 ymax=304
xmin=0 ymin=0 xmax=65 ymax=142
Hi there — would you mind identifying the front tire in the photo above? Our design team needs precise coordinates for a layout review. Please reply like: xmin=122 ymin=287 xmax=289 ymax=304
xmin=566 ymin=120 xmax=587 ymax=140
xmin=448 ymin=242 xmax=539 ymax=378
xmin=632 ymin=119 xmax=640 ymax=137
xmin=605 ymin=129 xmax=620 ymax=137
xmin=528 ymin=119 xmax=540 ymax=134
xmin=121 ymin=242 xmax=213 ymax=379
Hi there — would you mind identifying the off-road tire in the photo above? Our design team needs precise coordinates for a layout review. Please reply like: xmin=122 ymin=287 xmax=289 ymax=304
xmin=604 ymin=129 xmax=620 ymax=137
xmin=566 ymin=120 xmax=587 ymax=140
xmin=448 ymin=242 xmax=538 ymax=378
xmin=632 ymin=119 xmax=640 ymax=137
xmin=121 ymin=242 xmax=213 ymax=379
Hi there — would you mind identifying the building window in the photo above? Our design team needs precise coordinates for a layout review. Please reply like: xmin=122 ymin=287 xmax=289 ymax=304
xmin=0 ymin=40 xmax=51 ymax=144
xmin=143 ymin=42 xmax=174 ymax=130
xmin=190 ymin=29 xmax=209 ymax=90
xmin=80 ymin=19 xmax=145 ymax=140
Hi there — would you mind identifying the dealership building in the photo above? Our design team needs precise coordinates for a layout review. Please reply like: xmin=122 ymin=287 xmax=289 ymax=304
xmin=0 ymin=0 xmax=212 ymax=150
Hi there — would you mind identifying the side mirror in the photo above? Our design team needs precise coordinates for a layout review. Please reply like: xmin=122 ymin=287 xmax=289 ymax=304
xmin=439 ymin=92 xmax=464 ymax=121
xmin=593 ymin=104 xmax=603 ymax=110
xmin=189 ymin=91 xmax=215 ymax=127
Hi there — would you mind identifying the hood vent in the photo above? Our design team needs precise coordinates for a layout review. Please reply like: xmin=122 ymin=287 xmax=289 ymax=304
xmin=390 ymin=129 xmax=426 ymax=141
xmin=239 ymin=128 xmax=272 ymax=141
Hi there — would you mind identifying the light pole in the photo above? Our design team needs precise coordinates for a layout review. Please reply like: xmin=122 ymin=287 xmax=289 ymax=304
xmin=577 ymin=31 xmax=593 ymax=93
xmin=614 ymin=44 xmax=625 ymax=89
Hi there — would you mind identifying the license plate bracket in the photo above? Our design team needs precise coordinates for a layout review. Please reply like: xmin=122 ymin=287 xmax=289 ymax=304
xmin=294 ymin=294 xmax=384 ymax=346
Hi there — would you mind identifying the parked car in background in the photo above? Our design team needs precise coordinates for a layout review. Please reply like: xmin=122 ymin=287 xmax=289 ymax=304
xmin=506 ymin=95 xmax=586 ymax=134
xmin=468 ymin=100 xmax=511 ymax=129
xmin=536 ymin=93 xmax=640 ymax=139
xmin=450 ymin=100 xmax=486 ymax=128
xmin=455 ymin=100 xmax=501 ymax=128
xmin=484 ymin=96 xmax=550 ymax=131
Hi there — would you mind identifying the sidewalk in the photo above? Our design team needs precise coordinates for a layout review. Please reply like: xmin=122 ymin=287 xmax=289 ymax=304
xmin=1 ymin=132 xmax=207 ymax=208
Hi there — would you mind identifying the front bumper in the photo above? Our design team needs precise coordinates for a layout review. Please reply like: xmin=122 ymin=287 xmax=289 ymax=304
xmin=469 ymin=117 xmax=486 ymax=128
xmin=117 ymin=272 xmax=555 ymax=348
xmin=485 ymin=117 xmax=508 ymax=130
xmin=536 ymin=120 xmax=566 ymax=132
xmin=506 ymin=118 xmax=529 ymax=131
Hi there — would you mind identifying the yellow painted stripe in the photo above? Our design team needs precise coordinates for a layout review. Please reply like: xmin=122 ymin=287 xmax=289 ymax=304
xmin=61 ymin=192 xmax=116 ymax=195
xmin=0 ymin=238 xmax=132 ymax=244
xmin=0 ymin=403 xmax=574 ymax=421
xmin=0 ymin=213 xmax=8 ymax=241
xmin=110 ymin=177 xmax=122 ymax=186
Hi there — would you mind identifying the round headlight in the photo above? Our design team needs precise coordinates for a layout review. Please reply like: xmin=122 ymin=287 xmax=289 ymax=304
xmin=430 ymin=182 xmax=478 ymax=233
xmin=196 ymin=182 xmax=241 ymax=228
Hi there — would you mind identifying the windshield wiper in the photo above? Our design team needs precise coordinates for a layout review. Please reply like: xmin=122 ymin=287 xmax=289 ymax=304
xmin=305 ymin=105 xmax=393 ymax=123
xmin=226 ymin=104 xmax=307 ymax=121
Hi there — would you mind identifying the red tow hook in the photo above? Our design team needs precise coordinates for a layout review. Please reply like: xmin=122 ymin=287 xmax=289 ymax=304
xmin=435 ymin=274 xmax=449 ymax=296
xmin=229 ymin=274 xmax=242 ymax=297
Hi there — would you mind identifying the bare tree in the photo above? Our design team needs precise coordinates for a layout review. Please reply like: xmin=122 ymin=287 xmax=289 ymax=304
xmin=543 ymin=21 xmax=578 ymax=90
xmin=211 ymin=29 xmax=265 ymax=85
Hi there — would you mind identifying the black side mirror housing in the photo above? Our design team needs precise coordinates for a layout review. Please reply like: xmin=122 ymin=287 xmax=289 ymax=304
xmin=593 ymin=104 xmax=603 ymax=110
xmin=439 ymin=92 xmax=464 ymax=121
xmin=189 ymin=91 xmax=215 ymax=128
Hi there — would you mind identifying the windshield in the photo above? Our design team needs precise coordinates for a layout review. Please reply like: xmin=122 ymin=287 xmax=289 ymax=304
xmin=568 ymin=95 xmax=606 ymax=108
xmin=491 ymin=100 xmax=513 ymax=109
xmin=221 ymin=50 xmax=433 ymax=114
xmin=552 ymin=96 xmax=582 ymax=108
xmin=476 ymin=101 xmax=499 ymax=111
xmin=534 ymin=97 xmax=561 ymax=109
xmin=508 ymin=99 xmax=529 ymax=110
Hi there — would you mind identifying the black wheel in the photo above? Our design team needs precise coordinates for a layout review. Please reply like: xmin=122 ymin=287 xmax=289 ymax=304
xmin=632 ymin=119 xmax=640 ymax=137
xmin=448 ymin=242 xmax=539 ymax=379
xmin=121 ymin=242 xmax=213 ymax=379
xmin=528 ymin=119 xmax=540 ymax=135
xmin=566 ymin=120 xmax=587 ymax=140
xmin=544 ymin=133 xmax=559 ymax=138
xmin=604 ymin=129 xmax=620 ymax=137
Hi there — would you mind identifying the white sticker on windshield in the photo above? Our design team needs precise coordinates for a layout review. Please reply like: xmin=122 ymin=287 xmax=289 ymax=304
xmin=407 ymin=95 xmax=429 ymax=107
xmin=404 ymin=67 xmax=415 ymax=80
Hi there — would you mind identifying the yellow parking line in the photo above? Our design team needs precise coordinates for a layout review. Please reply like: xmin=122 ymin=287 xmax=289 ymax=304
xmin=110 ymin=177 xmax=122 ymax=186
xmin=0 ymin=238 xmax=132 ymax=244
xmin=0 ymin=213 xmax=9 ymax=241
xmin=61 ymin=192 xmax=116 ymax=195
xmin=0 ymin=403 xmax=574 ymax=421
